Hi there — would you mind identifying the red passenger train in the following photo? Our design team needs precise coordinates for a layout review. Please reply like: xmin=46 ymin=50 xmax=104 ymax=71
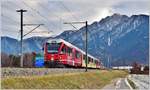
xmin=44 ymin=39 xmax=102 ymax=68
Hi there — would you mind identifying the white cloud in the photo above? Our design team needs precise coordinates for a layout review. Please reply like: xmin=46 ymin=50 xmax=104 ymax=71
xmin=112 ymin=0 xmax=150 ymax=16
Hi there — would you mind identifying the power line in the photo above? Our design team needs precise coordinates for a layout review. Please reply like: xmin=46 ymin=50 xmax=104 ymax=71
xmin=30 ymin=31 xmax=51 ymax=34
xmin=22 ymin=25 xmax=52 ymax=34
xmin=2 ymin=4 xmax=43 ymax=35
xmin=2 ymin=14 xmax=20 ymax=24
xmin=3 ymin=1 xmax=81 ymax=39
xmin=47 ymin=1 xmax=80 ymax=30
xmin=38 ymin=3 xmax=61 ymax=21
xmin=22 ymin=1 xmax=58 ymax=29
xmin=23 ymin=23 xmax=53 ymax=34
xmin=58 ymin=1 xmax=78 ymax=21
xmin=20 ymin=1 xmax=55 ymax=35
xmin=23 ymin=24 xmax=43 ymax=37
xmin=22 ymin=1 xmax=80 ymax=32
xmin=38 ymin=3 xmax=63 ymax=29
xmin=2 ymin=29 xmax=20 ymax=33
xmin=69 ymin=24 xmax=79 ymax=30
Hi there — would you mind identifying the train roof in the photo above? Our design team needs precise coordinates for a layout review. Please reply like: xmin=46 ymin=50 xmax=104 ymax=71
xmin=46 ymin=38 xmax=100 ymax=61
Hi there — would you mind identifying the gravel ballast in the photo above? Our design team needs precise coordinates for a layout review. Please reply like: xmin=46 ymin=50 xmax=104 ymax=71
xmin=1 ymin=67 xmax=96 ymax=78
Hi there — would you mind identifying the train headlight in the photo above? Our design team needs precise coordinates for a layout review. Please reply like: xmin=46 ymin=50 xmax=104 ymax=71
xmin=51 ymin=57 xmax=54 ymax=61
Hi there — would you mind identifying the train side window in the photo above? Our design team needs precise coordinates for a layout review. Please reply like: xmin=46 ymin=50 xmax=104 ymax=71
xmin=94 ymin=60 xmax=96 ymax=64
xmin=83 ymin=55 xmax=86 ymax=60
xmin=93 ymin=60 xmax=95 ymax=64
xmin=88 ymin=57 xmax=90 ymax=62
xmin=68 ymin=48 xmax=72 ymax=56
xmin=91 ymin=58 xmax=93 ymax=63
xmin=95 ymin=61 xmax=98 ymax=64
xmin=89 ymin=58 xmax=91 ymax=62
xmin=88 ymin=57 xmax=90 ymax=64
xmin=75 ymin=51 xmax=81 ymax=59
xmin=61 ymin=45 xmax=66 ymax=54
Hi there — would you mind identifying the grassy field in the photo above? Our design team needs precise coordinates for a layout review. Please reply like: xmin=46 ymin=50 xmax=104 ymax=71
xmin=2 ymin=70 xmax=128 ymax=89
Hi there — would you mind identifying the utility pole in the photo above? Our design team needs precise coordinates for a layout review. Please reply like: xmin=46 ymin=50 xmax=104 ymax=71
xmin=108 ymin=54 xmax=110 ymax=68
xmin=17 ymin=9 xmax=44 ymax=67
xmin=16 ymin=9 xmax=27 ymax=67
xmin=85 ymin=21 xmax=88 ymax=72
xmin=64 ymin=21 xmax=88 ymax=72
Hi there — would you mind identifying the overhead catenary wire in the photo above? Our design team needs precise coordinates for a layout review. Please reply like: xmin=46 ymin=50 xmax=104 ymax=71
xmin=3 ymin=1 xmax=80 ymax=36
xmin=23 ymin=24 xmax=43 ymax=37
xmin=2 ymin=1 xmax=53 ymax=60
xmin=2 ymin=29 xmax=20 ymax=33
xmin=38 ymin=2 xmax=79 ymax=31
xmin=22 ymin=1 xmax=58 ymax=30
xmin=3 ymin=1 xmax=82 ymax=39
xmin=2 ymin=15 xmax=20 ymax=24
xmin=22 ymin=1 xmax=54 ymax=32
xmin=55 ymin=1 xmax=85 ymax=41
xmin=21 ymin=2 xmax=51 ymax=32
xmin=16 ymin=1 xmax=54 ymax=37
xmin=3 ymin=27 xmax=51 ymax=35
xmin=58 ymin=1 xmax=80 ymax=30
xmin=2 ymin=6 xmax=49 ymax=35
xmin=47 ymin=1 xmax=80 ymax=30
xmin=58 ymin=1 xmax=79 ymax=21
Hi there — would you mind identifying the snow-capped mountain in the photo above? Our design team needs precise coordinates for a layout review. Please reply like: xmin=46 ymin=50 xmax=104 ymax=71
xmin=1 ymin=14 xmax=149 ymax=66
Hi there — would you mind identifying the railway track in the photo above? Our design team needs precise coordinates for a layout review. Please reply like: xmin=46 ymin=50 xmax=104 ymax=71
xmin=1 ymin=67 xmax=100 ymax=78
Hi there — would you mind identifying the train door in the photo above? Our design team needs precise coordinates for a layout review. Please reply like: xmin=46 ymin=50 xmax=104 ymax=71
xmin=72 ymin=48 xmax=75 ymax=66
xmin=82 ymin=55 xmax=86 ymax=67
xmin=74 ymin=50 xmax=82 ymax=67
xmin=60 ymin=44 xmax=68 ymax=64
xmin=67 ymin=47 xmax=73 ymax=66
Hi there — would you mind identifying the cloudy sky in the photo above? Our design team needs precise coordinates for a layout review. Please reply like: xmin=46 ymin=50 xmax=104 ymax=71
xmin=1 ymin=0 xmax=149 ymax=39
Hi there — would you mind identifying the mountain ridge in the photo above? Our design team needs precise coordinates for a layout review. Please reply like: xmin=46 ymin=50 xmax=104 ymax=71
xmin=1 ymin=14 xmax=149 ymax=66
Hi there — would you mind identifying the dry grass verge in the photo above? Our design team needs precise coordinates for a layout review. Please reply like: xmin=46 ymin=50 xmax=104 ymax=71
xmin=2 ymin=70 xmax=128 ymax=89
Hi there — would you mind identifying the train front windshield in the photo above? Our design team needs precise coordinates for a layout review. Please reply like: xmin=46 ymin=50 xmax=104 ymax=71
xmin=47 ymin=43 xmax=61 ymax=53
